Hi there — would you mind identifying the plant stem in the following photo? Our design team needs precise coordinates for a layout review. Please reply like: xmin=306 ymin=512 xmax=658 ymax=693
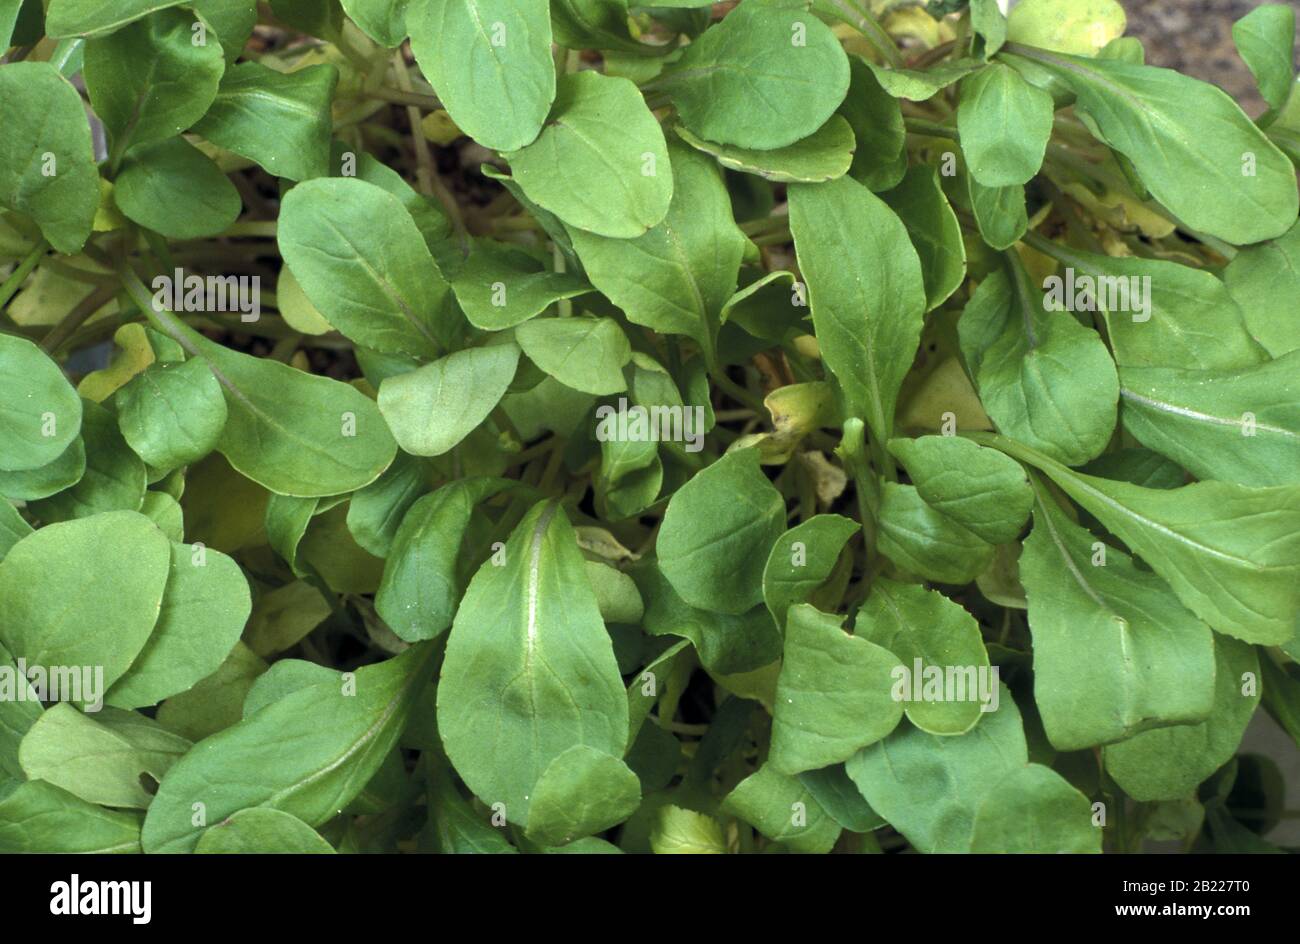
xmin=903 ymin=117 xmax=959 ymax=141
xmin=815 ymin=0 xmax=904 ymax=69
xmin=41 ymin=284 xmax=117 ymax=353
xmin=0 ymin=240 xmax=48 ymax=311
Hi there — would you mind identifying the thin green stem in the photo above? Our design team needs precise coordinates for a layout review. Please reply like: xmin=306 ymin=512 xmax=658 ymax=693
xmin=904 ymin=117 xmax=959 ymax=141
xmin=0 ymin=240 xmax=48 ymax=311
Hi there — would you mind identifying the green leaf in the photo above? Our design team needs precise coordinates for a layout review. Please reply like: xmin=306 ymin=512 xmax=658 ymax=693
xmin=993 ymin=436 xmax=1300 ymax=645
xmin=113 ymin=137 xmax=242 ymax=239
xmin=969 ymin=764 xmax=1101 ymax=852
xmin=450 ymin=240 xmax=591 ymax=330
xmin=568 ymin=140 xmax=744 ymax=364
xmin=855 ymin=577 xmax=993 ymax=736
xmin=45 ymin=0 xmax=189 ymax=37
xmin=1232 ymin=3 xmax=1296 ymax=114
xmin=408 ymin=0 xmax=555 ymax=152
xmin=888 ymin=435 xmax=1031 ymax=544
xmin=1104 ymin=637 xmax=1260 ymax=801
xmin=19 ymin=704 xmax=190 ymax=808
xmin=515 ymin=316 xmax=630 ymax=395
xmin=0 ymin=332 xmax=82 ymax=473
xmin=1039 ymin=242 xmax=1264 ymax=370
xmin=969 ymin=0 xmax=1006 ymax=57
xmin=788 ymin=175 xmax=926 ymax=443
xmin=106 ymin=541 xmax=251 ymax=709
xmin=957 ymin=63 xmax=1054 ymax=187
xmin=798 ymin=764 xmax=884 ymax=833
xmin=967 ymin=176 xmax=1027 ymax=249
xmin=280 ymin=177 xmax=455 ymax=357
xmin=437 ymin=501 xmax=628 ymax=825
xmin=662 ymin=0 xmax=849 ymax=150
xmin=722 ymin=762 xmax=842 ymax=853
xmin=846 ymin=685 xmax=1026 ymax=852
xmin=958 ymin=261 xmax=1118 ymax=466
xmin=243 ymin=582 xmax=330 ymax=657
xmin=328 ymin=141 xmax=452 ymax=252
xmin=880 ymin=165 xmax=966 ymax=311
xmin=376 ymin=478 xmax=516 ymax=641
xmin=1005 ymin=0 xmax=1126 ymax=57
xmin=182 ymin=331 xmax=398 ymax=497
xmin=193 ymin=61 xmax=338 ymax=182
xmin=377 ymin=344 xmax=520 ymax=456
xmin=506 ymin=70 xmax=672 ymax=238
xmin=0 ymin=780 xmax=142 ymax=853
xmin=1118 ymin=354 xmax=1300 ymax=488
xmin=865 ymin=58 xmax=983 ymax=102
xmin=658 ymin=447 xmax=786 ymax=615
xmin=0 ymin=439 xmax=87 ymax=503
xmin=1001 ymin=45 xmax=1298 ymax=245
xmin=116 ymin=357 xmax=229 ymax=473
xmin=877 ymin=483 xmax=994 ymax=585
xmin=0 ymin=512 xmax=171 ymax=691
xmin=649 ymin=804 xmax=726 ymax=854
xmin=1020 ymin=479 xmax=1215 ymax=750
xmin=83 ymin=8 xmax=225 ymax=158
xmin=194 ymin=806 xmax=336 ymax=853
xmin=769 ymin=604 xmax=903 ymax=775
xmin=29 ymin=399 xmax=145 ymax=522
xmin=345 ymin=452 xmax=432 ymax=558
xmin=0 ymin=502 xmax=32 ymax=563
xmin=192 ymin=0 xmax=257 ymax=63
xmin=839 ymin=55 xmax=907 ymax=191
xmin=0 ymin=62 xmax=99 ymax=254
xmin=1223 ymin=218 xmax=1300 ymax=359
xmin=155 ymin=640 xmax=266 ymax=740
xmin=142 ymin=644 xmax=434 ymax=852
xmin=673 ymin=116 xmax=855 ymax=184
xmin=761 ymin=513 xmax=857 ymax=631
xmin=523 ymin=745 xmax=641 ymax=846
xmin=635 ymin=561 xmax=782 ymax=675
xmin=339 ymin=0 xmax=408 ymax=47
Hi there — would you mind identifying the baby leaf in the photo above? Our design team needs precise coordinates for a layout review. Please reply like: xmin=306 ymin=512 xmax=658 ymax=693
xmin=0 ymin=439 xmax=87 ymax=503
xmin=855 ymin=578 xmax=993 ymax=736
xmin=194 ymin=807 xmax=335 ymax=853
xmin=957 ymin=63 xmax=1054 ymax=187
xmin=193 ymin=62 xmax=338 ymax=182
xmin=722 ymin=762 xmax=842 ymax=853
xmin=0 ymin=332 xmax=83 ymax=472
xmin=408 ymin=0 xmax=555 ymax=152
xmin=969 ymin=764 xmax=1101 ymax=853
xmin=1004 ymin=0 xmax=1126 ymax=57
xmin=877 ymin=483 xmax=994 ymax=585
xmin=788 ymin=175 xmax=926 ymax=444
xmin=1118 ymin=354 xmax=1300 ymax=488
xmin=958 ymin=261 xmax=1118 ymax=466
xmin=798 ymin=764 xmax=884 ymax=833
xmin=29 ymin=399 xmax=145 ymax=522
xmin=515 ymin=316 xmax=630 ymax=395
xmin=0 ymin=63 xmax=99 ymax=253
xmin=0 ymin=511 xmax=171 ymax=691
xmin=568 ymin=140 xmax=745 ymax=365
xmin=339 ymin=0 xmax=409 ymax=47
xmin=1020 ymin=480 xmax=1215 ymax=750
xmin=673 ymin=116 xmax=856 ymax=184
xmin=45 ymin=0 xmax=190 ymax=37
xmin=649 ymin=805 xmax=726 ymax=854
xmin=1232 ymin=3 xmax=1296 ymax=114
xmin=887 ymin=435 xmax=1032 ymax=544
xmin=1002 ymin=46 xmax=1299 ymax=244
xmin=1104 ymin=637 xmax=1260 ymax=801
xmin=105 ymin=541 xmax=252 ymax=709
xmin=1222 ymin=218 xmax=1300 ymax=359
xmin=113 ymin=138 xmax=242 ymax=240
xmin=142 ymin=643 xmax=435 ymax=852
xmin=83 ymin=8 xmax=225 ymax=159
xmin=451 ymin=240 xmax=591 ymax=331
xmin=846 ymin=685 xmax=1026 ymax=853
xmin=966 ymin=176 xmax=1027 ymax=249
xmin=0 ymin=781 xmax=142 ymax=853
xmin=436 ymin=501 xmax=628 ymax=826
xmin=662 ymin=0 xmax=850 ymax=150
xmin=116 ymin=357 xmax=229 ymax=473
xmin=880 ymin=165 xmax=967 ymax=311
xmin=523 ymin=745 xmax=641 ymax=847
xmin=0 ymin=502 xmax=32 ymax=562
xmin=377 ymin=343 xmax=520 ymax=456
xmin=658 ymin=447 xmax=786 ymax=615
xmin=761 ymin=514 xmax=858 ymax=631
xmin=838 ymin=55 xmax=907 ymax=192
xmin=769 ymin=604 xmax=904 ymax=775
xmin=506 ymin=71 xmax=672 ymax=239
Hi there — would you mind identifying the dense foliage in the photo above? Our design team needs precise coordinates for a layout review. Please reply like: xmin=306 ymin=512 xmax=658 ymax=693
xmin=1 ymin=0 xmax=1298 ymax=854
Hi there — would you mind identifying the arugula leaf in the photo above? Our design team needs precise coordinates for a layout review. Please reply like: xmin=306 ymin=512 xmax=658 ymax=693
xmin=673 ymin=117 xmax=856 ymax=184
xmin=194 ymin=807 xmax=336 ymax=853
xmin=761 ymin=513 xmax=857 ymax=630
xmin=0 ymin=332 xmax=83 ymax=472
xmin=0 ymin=781 xmax=142 ymax=853
xmin=523 ymin=745 xmax=641 ymax=847
xmin=723 ymin=762 xmax=842 ymax=853
xmin=958 ymin=63 xmax=1054 ymax=187
xmin=516 ymin=316 xmax=630 ymax=395
xmin=450 ymin=240 xmax=591 ymax=330
xmin=1005 ymin=0 xmax=1125 ymax=57
xmin=877 ymin=483 xmax=995 ymax=584
xmin=116 ymin=357 xmax=229 ymax=473
xmin=880 ymin=165 xmax=967 ymax=310
xmin=45 ymin=0 xmax=189 ymax=37
xmin=1232 ymin=3 xmax=1296 ymax=115
xmin=1222 ymin=218 xmax=1300 ymax=358
xmin=437 ymin=501 xmax=628 ymax=826
xmin=113 ymin=138 xmax=242 ymax=239
xmin=969 ymin=764 xmax=1101 ymax=853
